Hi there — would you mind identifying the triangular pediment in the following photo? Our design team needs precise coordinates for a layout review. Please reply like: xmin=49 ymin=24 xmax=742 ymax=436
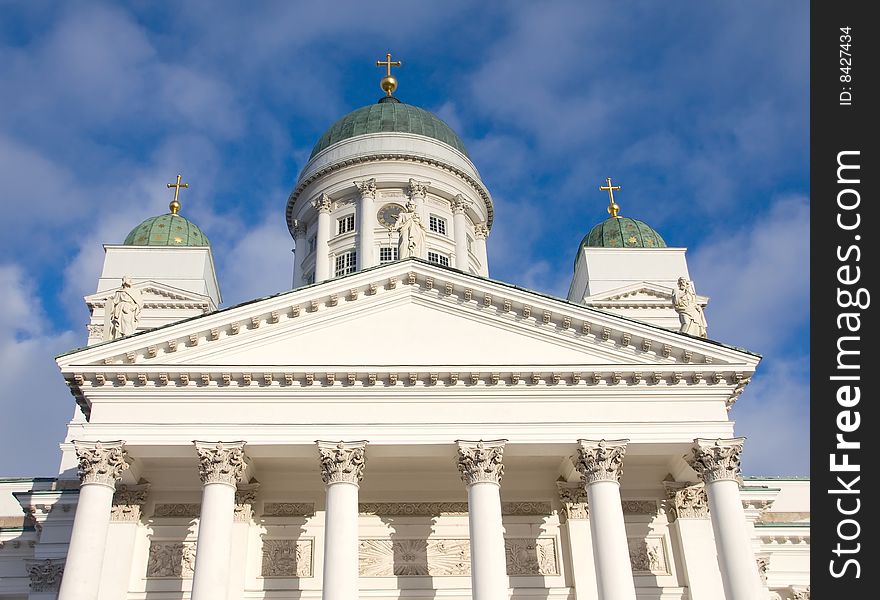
xmin=85 ymin=280 xmax=213 ymax=309
xmin=584 ymin=281 xmax=708 ymax=307
xmin=60 ymin=260 xmax=756 ymax=373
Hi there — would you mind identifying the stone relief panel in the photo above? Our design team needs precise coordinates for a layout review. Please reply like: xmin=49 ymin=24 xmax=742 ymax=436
xmin=627 ymin=536 xmax=669 ymax=575
xmin=357 ymin=501 xmax=552 ymax=517
xmin=260 ymin=539 xmax=314 ymax=577
xmin=357 ymin=537 xmax=559 ymax=577
xmin=505 ymin=538 xmax=559 ymax=576
xmin=146 ymin=541 xmax=197 ymax=578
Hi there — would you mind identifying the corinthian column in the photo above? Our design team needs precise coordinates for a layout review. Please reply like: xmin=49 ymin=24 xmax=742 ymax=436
xmin=58 ymin=441 xmax=129 ymax=600
xmin=575 ymin=439 xmax=636 ymax=600
xmin=191 ymin=441 xmax=248 ymax=600
xmin=313 ymin=194 xmax=332 ymax=282
xmin=292 ymin=220 xmax=308 ymax=287
xmin=687 ymin=438 xmax=762 ymax=600
xmin=317 ymin=441 xmax=367 ymax=600
xmin=457 ymin=439 xmax=508 ymax=600
xmin=451 ymin=195 xmax=469 ymax=270
xmin=473 ymin=223 xmax=489 ymax=276
xmin=355 ymin=179 xmax=377 ymax=268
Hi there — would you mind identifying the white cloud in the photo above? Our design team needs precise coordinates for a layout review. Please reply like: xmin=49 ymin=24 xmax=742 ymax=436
xmin=732 ymin=355 xmax=810 ymax=476
xmin=688 ymin=194 xmax=809 ymax=352
xmin=0 ymin=264 xmax=78 ymax=476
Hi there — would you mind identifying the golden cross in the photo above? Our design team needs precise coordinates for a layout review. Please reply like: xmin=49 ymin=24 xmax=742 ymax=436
xmin=376 ymin=52 xmax=402 ymax=77
xmin=600 ymin=177 xmax=621 ymax=217
xmin=166 ymin=174 xmax=189 ymax=215
xmin=376 ymin=52 xmax=402 ymax=96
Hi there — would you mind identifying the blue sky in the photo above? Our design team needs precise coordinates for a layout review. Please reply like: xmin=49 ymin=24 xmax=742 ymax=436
xmin=0 ymin=1 xmax=809 ymax=477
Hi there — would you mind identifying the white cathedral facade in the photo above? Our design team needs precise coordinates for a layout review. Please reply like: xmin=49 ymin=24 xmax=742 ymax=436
xmin=0 ymin=68 xmax=809 ymax=600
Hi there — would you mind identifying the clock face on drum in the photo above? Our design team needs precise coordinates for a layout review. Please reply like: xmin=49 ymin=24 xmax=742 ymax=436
xmin=377 ymin=203 xmax=405 ymax=228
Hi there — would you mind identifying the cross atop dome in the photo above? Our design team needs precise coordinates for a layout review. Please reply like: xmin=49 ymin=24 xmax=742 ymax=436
xmin=376 ymin=52 xmax=402 ymax=98
xmin=600 ymin=177 xmax=622 ymax=218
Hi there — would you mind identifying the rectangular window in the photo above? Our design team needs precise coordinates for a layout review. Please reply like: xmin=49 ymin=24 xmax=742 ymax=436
xmin=466 ymin=235 xmax=474 ymax=252
xmin=337 ymin=214 xmax=355 ymax=235
xmin=429 ymin=215 xmax=447 ymax=235
xmin=334 ymin=250 xmax=357 ymax=276
xmin=304 ymin=271 xmax=315 ymax=285
xmin=427 ymin=251 xmax=450 ymax=267
xmin=307 ymin=235 xmax=317 ymax=254
xmin=379 ymin=246 xmax=398 ymax=263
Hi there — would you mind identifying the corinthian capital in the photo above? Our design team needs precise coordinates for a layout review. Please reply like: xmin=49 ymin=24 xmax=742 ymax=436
xmin=73 ymin=441 xmax=129 ymax=487
xmin=687 ymin=437 xmax=745 ymax=484
xmin=312 ymin=193 xmax=332 ymax=213
xmin=26 ymin=559 xmax=65 ymax=593
xmin=575 ymin=439 xmax=628 ymax=485
xmin=111 ymin=482 xmax=151 ymax=522
xmin=473 ymin=223 xmax=489 ymax=240
xmin=354 ymin=178 xmax=377 ymax=199
xmin=556 ymin=481 xmax=589 ymax=522
xmin=456 ymin=439 xmax=506 ymax=485
xmin=194 ymin=441 xmax=248 ymax=485
xmin=408 ymin=178 xmax=430 ymax=200
xmin=451 ymin=194 xmax=468 ymax=214
xmin=663 ymin=481 xmax=708 ymax=520
xmin=317 ymin=441 xmax=367 ymax=485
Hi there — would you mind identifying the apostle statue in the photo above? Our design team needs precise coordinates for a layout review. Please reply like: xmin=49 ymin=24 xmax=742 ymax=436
xmin=104 ymin=275 xmax=143 ymax=340
xmin=393 ymin=200 xmax=427 ymax=259
xmin=672 ymin=276 xmax=707 ymax=338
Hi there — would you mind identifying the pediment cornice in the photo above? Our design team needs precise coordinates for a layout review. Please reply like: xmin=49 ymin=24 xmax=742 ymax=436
xmin=59 ymin=260 xmax=758 ymax=416
xmin=85 ymin=281 xmax=213 ymax=310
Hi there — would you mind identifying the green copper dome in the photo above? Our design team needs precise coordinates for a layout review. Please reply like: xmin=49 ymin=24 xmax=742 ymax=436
xmin=123 ymin=213 xmax=210 ymax=247
xmin=310 ymin=98 xmax=469 ymax=159
xmin=579 ymin=216 xmax=666 ymax=256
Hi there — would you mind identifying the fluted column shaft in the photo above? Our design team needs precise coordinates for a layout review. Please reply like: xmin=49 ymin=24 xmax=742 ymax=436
xmin=457 ymin=440 xmax=508 ymax=600
xmin=688 ymin=438 xmax=763 ymax=600
xmin=452 ymin=195 xmax=469 ymax=270
xmin=58 ymin=441 xmax=129 ymax=600
xmin=356 ymin=179 xmax=376 ymax=270
xmin=318 ymin=441 xmax=367 ymax=600
xmin=576 ymin=439 xmax=636 ymax=600
xmin=190 ymin=441 xmax=248 ymax=600
xmin=314 ymin=194 xmax=332 ymax=282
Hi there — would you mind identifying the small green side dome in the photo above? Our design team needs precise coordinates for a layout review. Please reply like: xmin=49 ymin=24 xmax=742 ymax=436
xmin=310 ymin=99 xmax=469 ymax=159
xmin=123 ymin=213 xmax=210 ymax=247
xmin=582 ymin=216 xmax=667 ymax=249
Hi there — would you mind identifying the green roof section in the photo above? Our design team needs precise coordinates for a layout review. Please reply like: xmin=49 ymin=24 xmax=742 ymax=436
xmin=584 ymin=216 xmax=667 ymax=249
xmin=123 ymin=213 xmax=210 ymax=247
xmin=310 ymin=98 xmax=469 ymax=159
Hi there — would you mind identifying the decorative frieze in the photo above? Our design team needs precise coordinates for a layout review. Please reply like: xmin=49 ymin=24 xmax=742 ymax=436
xmin=317 ymin=441 xmax=367 ymax=485
xmin=575 ymin=439 xmax=628 ymax=485
xmin=26 ymin=558 xmax=65 ymax=592
xmin=621 ymin=500 xmax=658 ymax=515
xmin=111 ymin=482 xmax=150 ymax=522
xmin=688 ymin=437 xmax=745 ymax=484
xmin=194 ymin=441 xmax=248 ymax=485
xmin=146 ymin=541 xmax=196 ymax=578
xmin=261 ymin=539 xmax=313 ymax=577
xmin=262 ymin=502 xmax=315 ymax=517
xmin=357 ymin=537 xmax=558 ymax=577
xmin=456 ymin=439 xmax=506 ymax=485
xmin=664 ymin=482 xmax=709 ymax=520
xmin=556 ymin=481 xmax=589 ymax=522
xmin=74 ymin=440 xmax=129 ymax=487
xmin=357 ymin=501 xmax=552 ymax=517
xmin=628 ymin=537 xmax=669 ymax=574
xmin=152 ymin=503 xmax=201 ymax=518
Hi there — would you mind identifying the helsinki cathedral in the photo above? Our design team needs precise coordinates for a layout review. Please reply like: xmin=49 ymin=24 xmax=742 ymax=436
xmin=0 ymin=55 xmax=809 ymax=600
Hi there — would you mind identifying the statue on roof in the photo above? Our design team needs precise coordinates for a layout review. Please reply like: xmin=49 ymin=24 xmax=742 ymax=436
xmin=673 ymin=277 xmax=707 ymax=338
xmin=104 ymin=275 xmax=143 ymax=340
xmin=393 ymin=200 xmax=426 ymax=259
